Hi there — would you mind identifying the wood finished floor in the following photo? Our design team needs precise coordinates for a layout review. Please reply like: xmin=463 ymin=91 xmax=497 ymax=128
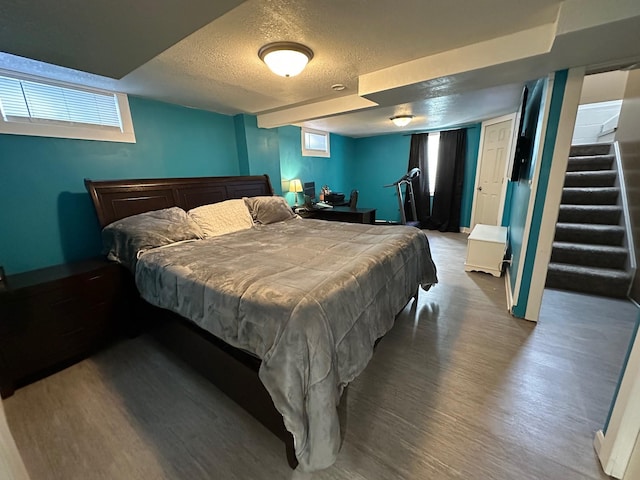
xmin=4 ymin=231 xmax=638 ymax=480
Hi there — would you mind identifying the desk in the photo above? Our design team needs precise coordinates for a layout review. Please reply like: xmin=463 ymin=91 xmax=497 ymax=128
xmin=301 ymin=207 xmax=376 ymax=224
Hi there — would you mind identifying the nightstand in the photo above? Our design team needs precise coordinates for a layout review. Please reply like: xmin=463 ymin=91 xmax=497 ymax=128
xmin=0 ymin=258 xmax=130 ymax=397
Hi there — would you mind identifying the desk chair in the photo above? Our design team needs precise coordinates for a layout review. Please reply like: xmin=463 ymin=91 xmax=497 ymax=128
xmin=349 ymin=190 xmax=358 ymax=208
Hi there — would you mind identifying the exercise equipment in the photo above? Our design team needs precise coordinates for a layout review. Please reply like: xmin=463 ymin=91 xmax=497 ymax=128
xmin=384 ymin=168 xmax=420 ymax=225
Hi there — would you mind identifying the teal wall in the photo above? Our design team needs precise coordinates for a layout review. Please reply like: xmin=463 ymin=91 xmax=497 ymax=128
xmin=347 ymin=127 xmax=481 ymax=224
xmin=504 ymin=72 xmax=571 ymax=318
xmin=0 ymin=96 xmax=239 ymax=274
xmin=350 ymin=134 xmax=411 ymax=222
xmin=512 ymin=70 xmax=568 ymax=318
xmin=0 ymin=91 xmax=482 ymax=276
xmin=460 ymin=124 xmax=482 ymax=228
xmin=501 ymin=182 xmax=514 ymax=226
xmin=234 ymin=115 xmax=250 ymax=175
xmin=506 ymin=179 xmax=533 ymax=294
xmin=507 ymin=78 xmax=550 ymax=296
xmin=235 ymin=114 xmax=282 ymax=194
xmin=604 ymin=311 xmax=640 ymax=433
xmin=278 ymin=126 xmax=353 ymax=205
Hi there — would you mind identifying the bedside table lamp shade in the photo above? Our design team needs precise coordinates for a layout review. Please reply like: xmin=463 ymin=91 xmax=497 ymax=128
xmin=289 ymin=179 xmax=303 ymax=206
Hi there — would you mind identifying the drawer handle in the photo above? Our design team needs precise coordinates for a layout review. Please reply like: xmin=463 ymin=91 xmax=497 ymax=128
xmin=51 ymin=298 xmax=75 ymax=308
xmin=60 ymin=327 xmax=85 ymax=337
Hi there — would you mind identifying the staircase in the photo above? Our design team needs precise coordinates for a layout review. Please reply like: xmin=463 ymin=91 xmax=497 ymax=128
xmin=545 ymin=143 xmax=633 ymax=298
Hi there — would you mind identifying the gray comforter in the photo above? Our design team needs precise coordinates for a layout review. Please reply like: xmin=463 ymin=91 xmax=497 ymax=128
xmin=135 ymin=218 xmax=437 ymax=471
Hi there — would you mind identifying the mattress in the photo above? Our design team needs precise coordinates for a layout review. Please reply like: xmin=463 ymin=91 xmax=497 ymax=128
xmin=135 ymin=218 xmax=437 ymax=471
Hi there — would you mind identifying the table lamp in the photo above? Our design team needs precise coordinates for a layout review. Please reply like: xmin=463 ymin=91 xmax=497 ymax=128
xmin=289 ymin=179 xmax=303 ymax=206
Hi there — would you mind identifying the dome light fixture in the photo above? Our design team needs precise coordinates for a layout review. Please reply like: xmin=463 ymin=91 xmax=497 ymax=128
xmin=390 ymin=115 xmax=414 ymax=127
xmin=259 ymin=42 xmax=314 ymax=78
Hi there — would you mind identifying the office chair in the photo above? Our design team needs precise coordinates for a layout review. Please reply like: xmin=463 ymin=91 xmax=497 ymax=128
xmin=349 ymin=189 xmax=358 ymax=208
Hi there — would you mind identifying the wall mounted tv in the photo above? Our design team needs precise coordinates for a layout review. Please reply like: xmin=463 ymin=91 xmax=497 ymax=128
xmin=510 ymin=78 xmax=545 ymax=182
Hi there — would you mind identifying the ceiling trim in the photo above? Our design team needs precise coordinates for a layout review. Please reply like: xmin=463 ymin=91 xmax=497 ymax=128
xmin=257 ymin=94 xmax=378 ymax=129
xmin=358 ymin=23 xmax=557 ymax=98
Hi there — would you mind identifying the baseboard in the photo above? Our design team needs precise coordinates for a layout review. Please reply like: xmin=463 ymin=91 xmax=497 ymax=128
xmin=505 ymin=269 xmax=514 ymax=312
xmin=460 ymin=227 xmax=472 ymax=234
xmin=593 ymin=430 xmax=616 ymax=477
xmin=594 ymin=430 xmax=605 ymax=457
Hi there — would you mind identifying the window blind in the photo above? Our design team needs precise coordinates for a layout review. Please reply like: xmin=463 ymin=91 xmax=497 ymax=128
xmin=0 ymin=75 xmax=121 ymax=128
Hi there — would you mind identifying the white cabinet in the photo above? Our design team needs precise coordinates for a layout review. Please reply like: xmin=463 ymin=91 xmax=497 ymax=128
xmin=464 ymin=224 xmax=508 ymax=277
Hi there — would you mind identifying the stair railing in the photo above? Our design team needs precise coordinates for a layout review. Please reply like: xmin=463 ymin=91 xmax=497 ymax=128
xmin=613 ymin=141 xmax=636 ymax=296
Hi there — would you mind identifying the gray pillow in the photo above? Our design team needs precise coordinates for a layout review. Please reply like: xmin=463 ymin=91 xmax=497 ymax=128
xmin=102 ymin=207 xmax=203 ymax=272
xmin=244 ymin=196 xmax=296 ymax=225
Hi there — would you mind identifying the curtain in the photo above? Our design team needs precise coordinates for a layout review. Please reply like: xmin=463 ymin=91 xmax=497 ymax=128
xmin=425 ymin=129 xmax=466 ymax=232
xmin=404 ymin=133 xmax=430 ymax=226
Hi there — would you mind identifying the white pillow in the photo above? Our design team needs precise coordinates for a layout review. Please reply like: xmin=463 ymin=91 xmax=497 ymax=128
xmin=188 ymin=199 xmax=254 ymax=238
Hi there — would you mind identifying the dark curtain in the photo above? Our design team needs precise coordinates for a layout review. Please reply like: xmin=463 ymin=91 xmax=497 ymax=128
xmin=425 ymin=129 xmax=466 ymax=232
xmin=404 ymin=133 xmax=430 ymax=226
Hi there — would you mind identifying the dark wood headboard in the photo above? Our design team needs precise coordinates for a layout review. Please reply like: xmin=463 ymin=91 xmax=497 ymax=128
xmin=85 ymin=175 xmax=274 ymax=228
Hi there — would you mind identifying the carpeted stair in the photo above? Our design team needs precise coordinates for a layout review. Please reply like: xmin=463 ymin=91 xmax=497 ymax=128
xmin=546 ymin=143 xmax=632 ymax=298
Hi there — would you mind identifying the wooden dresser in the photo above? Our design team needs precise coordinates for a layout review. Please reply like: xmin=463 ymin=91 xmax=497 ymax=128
xmin=0 ymin=258 xmax=130 ymax=397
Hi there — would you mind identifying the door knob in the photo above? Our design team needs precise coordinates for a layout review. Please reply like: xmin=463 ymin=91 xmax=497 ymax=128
xmin=478 ymin=186 xmax=483 ymax=191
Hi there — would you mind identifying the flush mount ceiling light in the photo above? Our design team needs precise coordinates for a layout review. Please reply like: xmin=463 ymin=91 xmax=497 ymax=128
xmin=390 ymin=115 xmax=414 ymax=127
xmin=259 ymin=42 xmax=314 ymax=77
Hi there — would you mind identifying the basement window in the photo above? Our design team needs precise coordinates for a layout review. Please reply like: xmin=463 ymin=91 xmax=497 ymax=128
xmin=0 ymin=72 xmax=136 ymax=143
xmin=301 ymin=127 xmax=330 ymax=157
xmin=428 ymin=131 xmax=440 ymax=193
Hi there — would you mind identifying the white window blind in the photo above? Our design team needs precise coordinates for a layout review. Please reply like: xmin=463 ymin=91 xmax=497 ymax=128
xmin=0 ymin=75 xmax=121 ymax=128
xmin=0 ymin=71 xmax=135 ymax=143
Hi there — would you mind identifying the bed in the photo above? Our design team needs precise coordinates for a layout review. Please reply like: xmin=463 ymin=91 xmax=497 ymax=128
xmin=85 ymin=174 xmax=437 ymax=472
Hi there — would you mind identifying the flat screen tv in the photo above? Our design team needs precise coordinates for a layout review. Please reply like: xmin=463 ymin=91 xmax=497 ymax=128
xmin=303 ymin=181 xmax=316 ymax=201
xmin=510 ymin=78 xmax=544 ymax=182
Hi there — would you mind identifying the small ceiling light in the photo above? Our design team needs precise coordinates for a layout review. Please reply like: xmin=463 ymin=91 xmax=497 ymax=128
xmin=259 ymin=42 xmax=314 ymax=77
xmin=390 ymin=115 xmax=414 ymax=127
xmin=331 ymin=83 xmax=346 ymax=91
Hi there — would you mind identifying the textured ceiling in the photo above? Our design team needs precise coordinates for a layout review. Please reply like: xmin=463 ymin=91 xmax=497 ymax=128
xmin=0 ymin=0 xmax=244 ymax=78
xmin=122 ymin=0 xmax=561 ymax=114
xmin=1 ymin=0 xmax=640 ymax=137
xmin=303 ymin=84 xmax=527 ymax=138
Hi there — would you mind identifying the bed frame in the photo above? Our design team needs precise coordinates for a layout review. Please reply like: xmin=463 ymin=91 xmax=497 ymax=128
xmin=84 ymin=175 xmax=300 ymax=467
xmin=85 ymin=175 xmax=275 ymax=228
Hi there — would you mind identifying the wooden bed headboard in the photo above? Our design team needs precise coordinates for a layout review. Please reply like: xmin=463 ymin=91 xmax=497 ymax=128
xmin=85 ymin=175 xmax=274 ymax=228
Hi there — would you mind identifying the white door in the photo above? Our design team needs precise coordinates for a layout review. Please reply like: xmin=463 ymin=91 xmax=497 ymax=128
xmin=472 ymin=118 xmax=514 ymax=227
